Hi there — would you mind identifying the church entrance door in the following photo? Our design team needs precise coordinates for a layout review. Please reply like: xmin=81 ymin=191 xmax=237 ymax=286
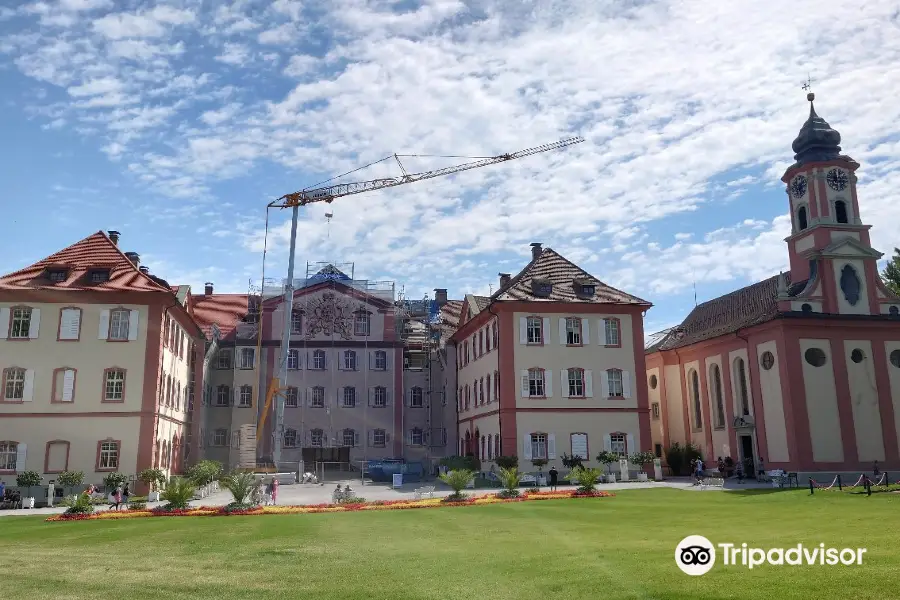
xmin=738 ymin=435 xmax=754 ymax=475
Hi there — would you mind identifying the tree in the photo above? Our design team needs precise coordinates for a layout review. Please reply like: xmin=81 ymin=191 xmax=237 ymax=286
xmin=882 ymin=247 xmax=900 ymax=295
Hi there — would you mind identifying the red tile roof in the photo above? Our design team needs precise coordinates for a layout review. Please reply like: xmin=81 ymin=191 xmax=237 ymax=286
xmin=0 ymin=231 xmax=174 ymax=293
xmin=437 ymin=300 xmax=463 ymax=345
xmin=192 ymin=294 xmax=250 ymax=339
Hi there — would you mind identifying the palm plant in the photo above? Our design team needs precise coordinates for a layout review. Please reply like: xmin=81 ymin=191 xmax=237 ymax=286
xmin=439 ymin=469 xmax=475 ymax=501
xmin=160 ymin=476 xmax=195 ymax=510
xmin=497 ymin=467 xmax=521 ymax=498
xmin=566 ymin=467 xmax=603 ymax=494
xmin=221 ymin=471 xmax=258 ymax=506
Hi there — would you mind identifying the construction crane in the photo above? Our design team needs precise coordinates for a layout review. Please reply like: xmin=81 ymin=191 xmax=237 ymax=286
xmin=259 ymin=136 xmax=585 ymax=467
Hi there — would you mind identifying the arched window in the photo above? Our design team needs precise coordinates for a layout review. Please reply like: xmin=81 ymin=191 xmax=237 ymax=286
xmin=480 ymin=435 xmax=485 ymax=459
xmin=495 ymin=434 xmax=500 ymax=458
xmin=733 ymin=357 xmax=749 ymax=416
xmin=709 ymin=364 xmax=725 ymax=429
xmin=487 ymin=435 xmax=493 ymax=460
xmin=835 ymin=200 xmax=849 ymax=224
xmin=797 ymin=205 xmax=808 ymax=230
xmin=690 ymin=369 xmax=702 ymax=430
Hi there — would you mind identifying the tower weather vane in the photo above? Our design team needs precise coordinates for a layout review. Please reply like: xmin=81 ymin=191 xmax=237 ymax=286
xmin=801 ymin=73 xmax=815 ymax=100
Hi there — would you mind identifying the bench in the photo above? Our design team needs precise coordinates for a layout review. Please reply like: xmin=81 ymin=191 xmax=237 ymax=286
xmin=700 ymin=475 xmax=725 ymax=488
xmin=414 ymin=486 xmax=435 ymax=499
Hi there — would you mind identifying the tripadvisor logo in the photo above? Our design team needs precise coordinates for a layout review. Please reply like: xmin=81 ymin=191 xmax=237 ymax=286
xmin=675 ymin=535 xmax=867 ymax=576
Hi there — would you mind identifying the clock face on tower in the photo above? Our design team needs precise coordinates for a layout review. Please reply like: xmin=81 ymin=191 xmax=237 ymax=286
xmin=827 ymin=168 xmax=849 ymax=191
xmin=790 ymin=175 xmax=807 ymax=199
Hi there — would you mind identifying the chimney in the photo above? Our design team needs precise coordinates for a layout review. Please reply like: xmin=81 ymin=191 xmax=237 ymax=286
xmin=499 ymin=273 xmax=511 ymax=288
xmin=433 ymin=288 xmax=448 ymax=305
xmin=139 ymin=266 xmax=149 ymax=274
xmin=205 ymin=282 xmax=214 ymax=295
xmin=124 ymin=252 xmax=140 ymax=268
xmin=107 ymin=230 xmax=121 ymax=245
xmin=530 ymin=242 xmax=543 ymax=260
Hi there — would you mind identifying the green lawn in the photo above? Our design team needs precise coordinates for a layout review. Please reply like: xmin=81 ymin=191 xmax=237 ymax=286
xmin=2 ymin=488 xmax=898 ymax=599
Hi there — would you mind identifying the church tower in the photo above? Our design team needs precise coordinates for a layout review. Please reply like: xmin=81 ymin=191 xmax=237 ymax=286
xmin=779 ymin=92 xmax=900 ymax=316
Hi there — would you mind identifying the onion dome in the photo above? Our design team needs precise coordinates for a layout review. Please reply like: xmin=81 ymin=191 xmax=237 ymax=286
xmin=791 ymin=93 xmax=843 ymax=165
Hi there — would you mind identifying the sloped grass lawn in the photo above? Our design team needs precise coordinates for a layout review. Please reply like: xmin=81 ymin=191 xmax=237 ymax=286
xmin=2 ymin=488 xmax=898 ymax=599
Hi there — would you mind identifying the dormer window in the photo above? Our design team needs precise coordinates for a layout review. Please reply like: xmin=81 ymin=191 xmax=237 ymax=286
xmin=47 ymin=269 xmax=68 ymax=283
xmin=573 ymin=279 xmax=595 ymax=297
xmin=531 ymin=279 xmax=553 ymax=297
xmin=89 ymin=269 xmax=110 ymax=283
xmin=582 ymin=285 xmax=595 ymax=296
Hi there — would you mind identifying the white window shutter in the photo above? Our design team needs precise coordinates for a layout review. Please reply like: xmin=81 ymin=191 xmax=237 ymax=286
xmin=519 ymin=317 xmax=527 ymax=344
xmin=545 ymin=370 xmax=553 ymax=398
xmin=385 ymin=352 xmax=391 ymax=371
xmin=369 ymin=351 xmax=374 ymax=370
xmin=603 ymin=435 xmax=612 ymax=452
xmin=367 ymin=430 xmax=374 ymax=447
xmin=28 ymin=308 xmax=41 ymax=338
xmin=582 ymin=319 xmax=590 ymax=345
xmin=0 ymin=307 xmax=9 ymax=340
xmin=23 ymin=369 xmax=35 ymax=402
xmin=405 ymin=430 xmax=412 ymax=446
xmin=520 ymin=370 xmax=529 ymax=398
xmin=523 ymin=434 xmax=533 ymax=460
xmin=626 ymin=434 xmax=635 ymax=455
xmin=62 ymin=369 xmax=76 ymax=402
xmin=585 ymin=370 xmax=594 ymax=397
xmin=599 ymin=319 xmax=609 ymax=345
xmin=59 ymin=309 xmax=80 ymax=340
xmin=128 ymin=310 xmax=139 ymax=341
xmin=622 ymin=371 xmax=632 ymax=398
xmin=98 ymin=309 xmax=110 ymax=339
xmin=15 ymin=443 xmax=27 ymax=472
xmin=548 ymin=434 xmax=557 ymax=459
xmin=558 ymin=318 xmax=567 ymax=345
xmin=601 ymin=371 xmax=610 ymax=398
xmin=542 ymin=317 xmax=551 ymax=343
xmin=560 ymin=370 xmax=569 ymax=398
xmin=354 ymin=431 xmax=360 ymax=446
xmin=385 ymin=389 xmax=391 ymax=406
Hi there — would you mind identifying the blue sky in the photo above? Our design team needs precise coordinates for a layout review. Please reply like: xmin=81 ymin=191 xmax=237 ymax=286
xmin=2 ymin=0 xmax=900 ymax=336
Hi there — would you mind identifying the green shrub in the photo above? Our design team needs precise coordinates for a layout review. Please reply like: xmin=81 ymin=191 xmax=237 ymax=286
xmin=497 ymin=467 xmax=521 ymax=497
xmin=495 ymin=455 xmax=519 ymax=470
xmin=439 ymin=469 xmax=475 ymax=499
xmin=221 ymin=471 xmax=258 ymax=505
xmin=102 ymin=472 xmax=129 ymax=491
xmin=186 ymin=460 xmax=223 ymax=487
xmin=527 ymin=486 xmax=540 ymax=494
xmin=56 ymin=470 xmax=85 ymax=492
xmin=16 ymin=471 xmax=41 ymax=497
xmin=560 ymin=453 xmax=584 ymax=470
xmin=439 ymin=455 xmax=480 ymax=473
xmin=138 ymin=468 xmax=166 ymax=491
xmin=566 ymin=467 xmax=603 ymax=493
xmin=160 ymin=476 xmax=195 ymax=510
xmin=595 ymin=451 xmax=620 ymax=472
xmin=629 ymin=451 xmax=656 ymax=469
xmin=664 ymin=442 xmax=702 ymax=476
xmin=127 ymin=501 xmax=147 ymax=511
xmin=63 ymin=493 xmax=94 ymax=515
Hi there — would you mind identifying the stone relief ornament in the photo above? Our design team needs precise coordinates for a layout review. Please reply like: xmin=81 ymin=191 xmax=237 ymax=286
xmin=304 ymin=292 xmax=353 ymax=339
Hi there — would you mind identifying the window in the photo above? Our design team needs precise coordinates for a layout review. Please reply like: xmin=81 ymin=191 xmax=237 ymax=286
xmin=495 ymin=434 xmax=500 ymax=458
xmin=285 ymin=387 xmax=299 ymax=408
xmin=284 ymin=429 xmax=297 ymax=448
xmin=216 ymin=385 xmax=230 ymax=407
xmin=343 ymin=429 xmax=356 ymax=447
xmin=0 ymin=441 xmax=17 ymax=471
xmin=798 ymin=205 xmax=808 ymax=230
xmin=372 ymin=429 xmax=386 ymax=447
xmin=479 ymin=378 xmax=485 ymax=405
xmin=805 ymin=347 xmax=827 ymax=367
xmin=290 ymin=310 xmax=303 ymax=334
xmin=240 ymin=348 xmax=255 ymax=369
xmin=109 ymin=309 xmax=130 ymax=340
xmin=528 ymin=368 xmax=545 ymax=397
xmin=486 ymin=325 xmax=492 ymax=352
xmin=374 ymin=351 xmax=387 ymax=370
xmin=690 ymin=369 xmax=702 ymax=430
xmin=410 ymin=387 xmax=423 ymax=408
xmin=710 ymin=364 xmax=725 ymax=429
xmin=101 ymin=368 xmax=125 ymax=403
xmin=48 ymin=269 xmax=67 ymax=282
xmin=531 ymin=433 xmax=548 ymax=460
xmin=343 ymin=387 xmax=356 ymax=408
xmin=734 ymin=358 xmax=750 ymax=416
xmin=568 ymin=368 xmax=585 ymax=397
xmin=90 ymin=269 xmax=109 ymax=283
xmin=310 ymin=429 xmax=324 ymax=447
xmin=410 ymin=428 xmax=424 ymax=446
xmin=652 ymin=402 xmax=660 ymax=419
xmin=239 ymin=385 xmax=252 ymax=407
xmin=604 ymin=318 xmax=620 ymax=346
xmin=494 ymin=370 xmax=499 ymax=399
xmin=840 ymin=265 xmax=861 ymax=306
xmin=607 ymin=369 xmax=624 ymax=397
xmin=373 ymin=386 xmax=387 ymax=408
xmin=649 ymin=374 xmax=658 ymax=389
xmin=761 ymin=351 xmax=775 ymax=370
xmin=3 ymin=368 xmax=26 ymax=401
xmin=565 ymin=317 xmax=582 ymax=345
xmin=287 ymin=349 xmax=300 ymax=370
xmin=835 ymin=200 xmax=849 ymax=224
xmin=311 ymin=387 xmax=325 ymax=408
xmin=526 ymin=316 xmax=543 ymax=344
xmin=343 ymin=350 xmax=357 ymax=370
xmin=52 ymin=368 xmax=77 ymax=403
xmin=464 ymin=385 xmax=470 ymax=410
xmin=313 ymin=350 xmax=326 ymax=370
xmin=654 ymin=443 xmax=663 ymax=458
xmin=480 ymin=435 xmax=485 ymax=458
xmin=486 ymin=374 xmax=492 ymax=403
xmin=9 ymin=307 xmax=33 ymax=339
xmin=582 ymin=285 xmax=595 ymax=296
xmin=851 ymin=348 xmax=865 ymax=363
xmin=464 ymin=342 xmax=470 ymax=365
xmin=890 ymin=349 xmax=900 ymax=368
xmin=216 ymin=350 xmax=232 ymax=370
xmin=355 ymin=312 xmax=370 ymax=336
xmin=610 ymin=433 xmax=627 ymax=457
xmin=97 ymin=440 xmax=120 ymax=470
xmin=487 ymin=435 xmax=493 ymax=459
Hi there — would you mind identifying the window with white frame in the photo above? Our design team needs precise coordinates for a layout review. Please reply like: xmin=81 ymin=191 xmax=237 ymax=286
xmin=216 ymin=385 xmax=230 ymax=406
xmin=568 ymin=368 xmax=585 ymax=397
xmin=0 ymin=441 xmax=17 ymax=470
xmin=343 ymin=350 xmax=357 ymax=370
xmin=290 ymin=310 xmax=303 ymax=335
xmin=109 ymin=309 xmax=130 ymax=341
xmin=343 ymin=386 xmax=356 ymax=408
xmin=610 ymin=433 xmax=627 ymax=457
xmin=605 ymin=319 xmax=620 ymax=346
xmin=410 ymin=428 xmax=424 ymax=446
xmin=285 ymin=387 xmax=298 ymax=408
xmin=287 ymin=349 xmax=300 ymax=370
xmin=313 ymin=350 xmax=326 ymax=370
xmin=311 ymin=386 xmax=325 ymax=408
xmin=284 ymin=428 xmax=297 ymax=447
xmin=374 ymin=386 xmax=387 ymax=408
xmin=526 ymin=316 xmax=543 ymax=344
xmin=607 ymin=369 xmax=624 ymax=397
xmin=530 ymin=433 xmax=548 ymax=459
xmin=239 ymin=385 xmax=252 ymax=407
xmin=565 ymin=317 xmax=582 ymax=345
xmin=240 ymin=348 xmax=255 ymax=369
xmin=9 ymin=307 xmax=32 ymax=339
xmin=213 ymin=429 xmax=227 ymax=446
xmin=3 ymin=368 xmax=26 ymax=400
xmin=652 ymin=402 xmax=660 ymax=419
xmin=374 ymin=350 xmax=387 ymax=370
xmin=310 ymin=429 xmax=324 ymax=447
xmin=372 ymin=429 xmax=386 ymax=447
xmin=216 ymin=350 xmax=232 ymax=370
xmin=98 ymin=441 xmax=120 ymax=469
xmin=343 ymin=428 xmax=356 ymax=447
xmin=410 ymin=386 xmax=423 ymax=408
xmin=354 ymin=312 xmax=370 ymax=336
xmin=528 ymin=368 xmax=545 ymax=397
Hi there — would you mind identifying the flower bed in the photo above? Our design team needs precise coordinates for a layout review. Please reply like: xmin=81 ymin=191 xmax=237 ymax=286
xmin=46 ymin=490 xmax=612 ymax=522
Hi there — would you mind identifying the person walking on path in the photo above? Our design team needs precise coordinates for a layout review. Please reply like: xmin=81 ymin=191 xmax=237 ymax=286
xmin=548 ymin=466 xmax=559 ymax=492
xmin=270 ymin=477 xmax=279 ymax=505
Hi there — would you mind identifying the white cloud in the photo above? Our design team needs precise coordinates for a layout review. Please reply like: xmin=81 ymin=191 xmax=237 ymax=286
xmin=93 ymin=5 xmax=195 ymax=39
xmin=215 ymin=43 xmax=251 ymax=66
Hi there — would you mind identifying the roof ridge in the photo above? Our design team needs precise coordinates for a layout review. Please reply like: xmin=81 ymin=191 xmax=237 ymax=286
xmin=544 ymin=247 xmax=652 ymax=305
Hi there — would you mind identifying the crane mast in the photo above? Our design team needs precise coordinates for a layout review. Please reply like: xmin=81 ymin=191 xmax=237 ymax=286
xmin=261 ymin=136 xmax=584 ymax=468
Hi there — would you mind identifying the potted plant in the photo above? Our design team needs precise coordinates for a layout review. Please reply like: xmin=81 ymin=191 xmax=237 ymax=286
xmin=56 ymin=470 xmax=85 ymax=499
xmin=16 ymin=470 xmax=41 ymax=508
xmin=495 ymin=455 xmax=519 ymax=470
xmin=595 ymin=451 xmax=619 ymax=483
xmin=629 ymin=451 xmax=656 ymax=482
xmin=139 ymin=468 xmax=166 ymax=502
xmin=531 ymin=458 xmax=548 ymax=485
xmin=561 ymin=452 xmax=584 ymax=471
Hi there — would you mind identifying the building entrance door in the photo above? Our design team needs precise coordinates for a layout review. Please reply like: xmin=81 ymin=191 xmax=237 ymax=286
xmin=739 ymin=435 xmax=754 ymax=475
